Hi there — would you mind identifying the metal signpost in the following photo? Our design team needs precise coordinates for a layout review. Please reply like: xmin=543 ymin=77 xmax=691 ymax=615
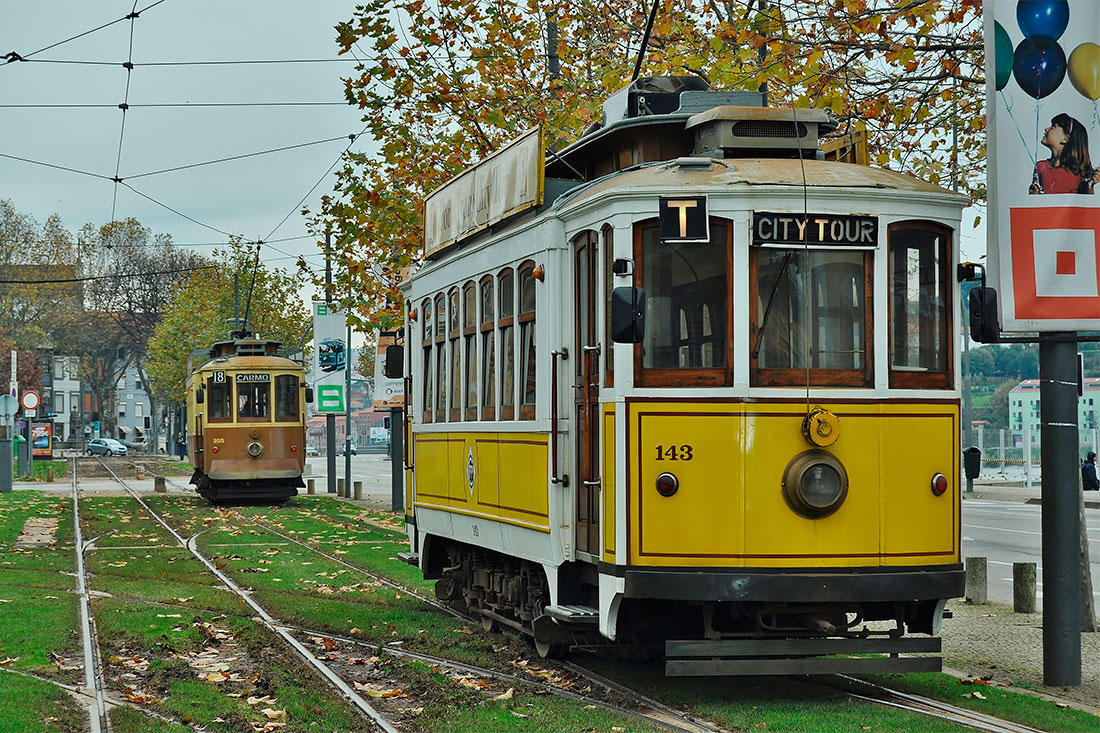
xmin=0 ymin=393 xmax=16 ymax=493
xmin=983 ymin=0 xmax=1099 ymax=687
xmin=20 ymin=390 xmax=38 ymax=479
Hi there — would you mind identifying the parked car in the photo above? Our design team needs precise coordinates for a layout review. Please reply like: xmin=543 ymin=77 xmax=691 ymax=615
xmin=87 ymin=438 xmax=128 ymax=456
xmin=305 ymin=446 xmax=320 ymax=457
xmin=129 ymin=436 xmax=149 ymax=453
xmin=337 ymin=443 xmax=357 ymax=456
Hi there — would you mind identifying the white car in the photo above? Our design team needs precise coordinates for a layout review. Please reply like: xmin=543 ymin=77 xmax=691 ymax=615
xmin=87 ymin=438 xmax=128 ymax=456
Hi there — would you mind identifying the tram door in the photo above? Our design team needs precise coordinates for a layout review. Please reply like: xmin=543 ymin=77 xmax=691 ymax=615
xmin=573 ymin=232 xmax=600 ymax=554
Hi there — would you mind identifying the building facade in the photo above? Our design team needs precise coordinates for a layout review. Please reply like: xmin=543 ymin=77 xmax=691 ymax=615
xmin=1009 ymin=378 xmax=1100 ymax=436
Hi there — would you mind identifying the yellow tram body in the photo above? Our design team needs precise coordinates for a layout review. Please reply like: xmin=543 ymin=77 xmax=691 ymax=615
xmin=397 ymin=78 xmax=968 ymax=674
xmin=186 ymin=336 xmax=309 ymax=502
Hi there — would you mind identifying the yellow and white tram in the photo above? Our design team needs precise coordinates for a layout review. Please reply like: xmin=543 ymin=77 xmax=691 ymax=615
xmin=396 ymin=77 xmax=967 ymax=674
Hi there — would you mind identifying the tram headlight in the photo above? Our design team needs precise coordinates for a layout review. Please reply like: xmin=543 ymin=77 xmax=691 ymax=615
xmin=246 ymin=441 xmax=264 ymax=458
xmin=782 ymin=450 xmax=848 ymax=519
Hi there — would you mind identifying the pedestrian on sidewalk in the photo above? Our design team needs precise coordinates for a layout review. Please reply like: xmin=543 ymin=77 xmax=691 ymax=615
xmin=176 ymin=435 xmax=186 ymax=461
xmin=1081 ymin=451 xmax=1099 ymax=491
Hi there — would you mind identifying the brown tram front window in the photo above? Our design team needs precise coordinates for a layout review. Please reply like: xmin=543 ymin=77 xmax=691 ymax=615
xmin=499 ymin=268 xmax=515 ymax=420
xmin=635 ymin=219 xmax=732 ymax=387
xmin=463 ymin=281 xmax=478 ymax=420
xmin=518 ymin=261 xmax=536 ymax=420
xmin=889 ymin=221 xmax=952 ymax=389
xmin=275 ymin=375 xmax=299 ymax=421
xmin=750 ymin=247 xmax=873 ymax=387
xmin=480 ymin=276 xmax=495 ymax=420
xmin=237 ymin=378 xmax=271 ymax=421
xmin=207 ymin=378 xmax=232 ymax=422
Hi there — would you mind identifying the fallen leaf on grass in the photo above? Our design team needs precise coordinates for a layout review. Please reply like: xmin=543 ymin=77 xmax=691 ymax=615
xmin=0 ymin=600 xmax=12 ymax=604
xmin=261 ymin=708 xmax=286 ymax=720
xmin=0 ymin=657 xmax=19 ymax=666
xmin=247 ymin=695 xmax=276 ymax=706
xmin=156 ymin=614 xmax=182 ymax=618
xmin=512 ymin=712 xmax=528 ymax=718
xmin=493 ymin=688 xmax=514 ymax=701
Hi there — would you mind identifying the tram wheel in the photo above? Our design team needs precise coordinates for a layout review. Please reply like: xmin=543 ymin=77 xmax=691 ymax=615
xmin=434 ymin=576 xmax=459 ymax=601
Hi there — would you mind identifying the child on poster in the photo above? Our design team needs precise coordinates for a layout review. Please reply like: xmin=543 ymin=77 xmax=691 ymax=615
xmin=1029 ymin=113 xmax=1100 ymax=194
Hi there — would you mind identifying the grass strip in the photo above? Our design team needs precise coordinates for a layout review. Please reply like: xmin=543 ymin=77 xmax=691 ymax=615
xmin=0 ymin=671 xmax=87 ymax=733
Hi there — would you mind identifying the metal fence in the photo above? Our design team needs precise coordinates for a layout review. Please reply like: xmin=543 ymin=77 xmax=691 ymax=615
xmin=965 ymin=424 xmax=1100 ymax=487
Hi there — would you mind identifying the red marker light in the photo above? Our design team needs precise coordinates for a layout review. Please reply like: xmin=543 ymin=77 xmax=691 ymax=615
xmin=211 ymin=446 xmax=219 ymax=453
xmin=291 ymin=445 xmax=298 ymax=451
xmin=931 ymin=473 xmax=948 ymax=496
xmin=656 ymin=472 xmax=679 ymax=497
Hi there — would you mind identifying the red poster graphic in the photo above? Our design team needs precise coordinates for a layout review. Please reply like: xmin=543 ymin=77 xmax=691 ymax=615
xmin=1010 ymin=206 xmax=1100 ymax=320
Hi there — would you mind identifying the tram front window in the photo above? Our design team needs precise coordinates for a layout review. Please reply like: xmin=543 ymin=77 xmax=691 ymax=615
xmin=275 ymin=375 xmax=299 ymax=421
xmin=638 ymin=220 xmax=730 ymax=383
xmin=238 ymin=381 xmax=271 ymax=420
xmin=208 ymin=379 xmax=231 ymax=422
xmin=752 ymin=248 xmax=872 ymax=387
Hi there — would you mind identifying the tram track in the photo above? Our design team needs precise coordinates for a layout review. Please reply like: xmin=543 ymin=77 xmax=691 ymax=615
xmin=107 ymin=467 xmax=1048 ymax=732
xmin=92 ymin=457 xmax=398 ymax=732
xmin=70 ymin=457 xmax=109 ymax=732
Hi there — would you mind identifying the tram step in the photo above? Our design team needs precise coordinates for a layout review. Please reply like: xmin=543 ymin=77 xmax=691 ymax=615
xmin=397 ymin=552 xmax=419 ymax=567
xmin=665 ymin=636 xmax=943 ymax=676
xmin=544 ymin=604 xmax=599 ymax=624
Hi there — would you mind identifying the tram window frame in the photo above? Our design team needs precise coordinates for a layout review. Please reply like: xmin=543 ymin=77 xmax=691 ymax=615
xmin=499 ymin=268 xmax=516 ymax=420
xmin=603 ymin=224 xmax=614 ymax=388
xmin=749 ymin=247 xmax=874 ymax=388
xmin=888 ymin=221 xmax=953 ymax=389
xmin=479 ymin=275 xmax=496 ymax=421
xmin=518 ymin=260 xmax=537 ymax=420
xmin=207 ymin=377 xmax=232 ymax=423
xmin=633 ymin=218 xmax=733 ymax=388
xmin=463 ymin=281 xmax=478 ymax=420
xmin=237 ymin=380 xmax=271 ymax=422
xmin=435 ymin=293 xmax=447 ymax=422
xmin=275 ymin=375 xmax=299 ymax=422
xmin=449 ymin=287 xmax=462 ymax=422
xmin=422 ymin=298 xmax=433 ymax=423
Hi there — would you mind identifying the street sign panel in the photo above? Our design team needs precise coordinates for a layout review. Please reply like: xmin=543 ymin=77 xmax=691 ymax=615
xmin=20 ymin=391 xmax=39 ymax=410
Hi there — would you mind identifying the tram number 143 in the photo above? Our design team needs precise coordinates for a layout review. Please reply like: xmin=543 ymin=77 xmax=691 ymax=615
xmin=655 ymin=445 xmax=694 ymax=461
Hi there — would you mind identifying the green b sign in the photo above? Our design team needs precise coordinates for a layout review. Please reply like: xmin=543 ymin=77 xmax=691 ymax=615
xmin=316 ymin=385 xmax=345 ymax=413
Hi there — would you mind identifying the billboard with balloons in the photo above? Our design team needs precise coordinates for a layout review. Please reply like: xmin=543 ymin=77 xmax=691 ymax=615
xmin=985 ymin=0 xmax=1100 ymax=332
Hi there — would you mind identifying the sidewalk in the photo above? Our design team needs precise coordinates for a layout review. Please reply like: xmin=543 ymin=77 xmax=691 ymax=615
xmin=965 ymin=479 xmax=1100 ymax=509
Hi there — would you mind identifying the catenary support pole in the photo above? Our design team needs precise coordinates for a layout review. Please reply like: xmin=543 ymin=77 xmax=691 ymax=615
xmin=325 ymin=232 xmax=336 ymax=495
xmin=1039 ymin=333 xmax=1081 ymax=686
xmin=345 ymin=317 xmax=352 ymax=498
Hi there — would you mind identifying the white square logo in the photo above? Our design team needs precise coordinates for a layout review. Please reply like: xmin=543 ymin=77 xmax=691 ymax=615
xmin=1033 ymin=229 xmax=1098 ymax=298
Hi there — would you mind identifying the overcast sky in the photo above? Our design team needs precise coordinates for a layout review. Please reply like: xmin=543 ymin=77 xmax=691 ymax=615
xmin=1 ymin=0 xmax=371 ymax=291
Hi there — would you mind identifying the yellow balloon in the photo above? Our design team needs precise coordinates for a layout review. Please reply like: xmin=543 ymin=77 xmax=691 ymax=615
xmin=1068 ymin=42 xmax=1100 ymax=101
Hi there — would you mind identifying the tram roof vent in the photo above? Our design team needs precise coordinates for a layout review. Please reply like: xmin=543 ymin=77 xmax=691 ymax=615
xmin=598 ymin=76 xmax=763 ymax=129
xmin=686 ymin=106 xmax=837 ymax=157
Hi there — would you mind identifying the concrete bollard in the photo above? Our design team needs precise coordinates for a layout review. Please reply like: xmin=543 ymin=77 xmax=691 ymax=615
xmin=46 ymin=467 xmax=54 ymax=483
xmin=136 ymin=466 xmax=145 ymax=480
xmin=303 ymin=462 xmax=311 ymax=476
xmin=965 ymin=556 xmax=987 ymax=604
xmin=307 ymin=478 xmax=315 ymax=495
xmin=337 ymin=478 xmax=345 ymax=497
xmin=354 ymin=480 xmax=362 ymax=500
xmin=154 ymin=476 xmax=166 ymax=493
xmin=1013 ymin=562 xmax=1037 ymax=613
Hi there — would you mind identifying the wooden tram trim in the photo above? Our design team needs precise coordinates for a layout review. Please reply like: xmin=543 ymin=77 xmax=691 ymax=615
xmin=628 ymin=404 xmax=959 ymax=562
xmin=463 ymin=280 xmax=478 ymax=421
xmin=632 ymin=218 xmax=735 ymax=388
xmin=601 ymin=224 xmax=615 ymax=389
xmin=517 ymin=260 xmax=537 ymax=421
xmin=498 ymin=267 xmax=516 ymax=421
xmin=448 ymin=286 xmax=462 ymax=423
xmin=887 ymin=221 xmax=954 ymax=390
xmin=749 ymin=248 xmax=875 ymax=388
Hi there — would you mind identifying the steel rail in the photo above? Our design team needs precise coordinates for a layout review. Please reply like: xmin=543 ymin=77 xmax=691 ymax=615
xmin=71 ymin=458 xmax=109 ymax=732
xmin=92 ymin=458 xmax=398 ymax=732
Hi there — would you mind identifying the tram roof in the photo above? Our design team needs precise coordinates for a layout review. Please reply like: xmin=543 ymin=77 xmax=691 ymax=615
xmin=555 ymin=157 xmax=966 ymax=212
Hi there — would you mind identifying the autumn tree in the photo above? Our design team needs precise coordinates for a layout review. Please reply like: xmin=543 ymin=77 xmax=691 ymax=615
xmin=77 ymin=218 xmax=208 ymax=449
xmin=146 ymin=240 xmax=311 ymax=408
xmin=311 ymin=0 xmax=982 ymax=325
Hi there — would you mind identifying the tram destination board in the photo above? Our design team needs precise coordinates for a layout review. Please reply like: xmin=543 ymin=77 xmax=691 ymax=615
xmin=753 ymin=212 xmax=878 ymax=247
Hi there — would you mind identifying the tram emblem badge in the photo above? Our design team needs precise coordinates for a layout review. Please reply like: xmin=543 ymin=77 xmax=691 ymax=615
xmin=466 ymin=449 xmax=476 ymax=498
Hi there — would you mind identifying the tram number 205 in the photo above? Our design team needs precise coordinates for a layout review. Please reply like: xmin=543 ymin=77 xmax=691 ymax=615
xmin=655 ymin=445 xmax=694 ymax=461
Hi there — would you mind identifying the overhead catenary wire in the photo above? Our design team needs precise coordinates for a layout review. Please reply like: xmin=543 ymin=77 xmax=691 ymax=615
xmin=1 ymin=0 xmax=169 ymax=66
xmin=0 ymin=263 xmax=218 ymax=284
xmin=111 ymin=0 xmax=143 ymax=222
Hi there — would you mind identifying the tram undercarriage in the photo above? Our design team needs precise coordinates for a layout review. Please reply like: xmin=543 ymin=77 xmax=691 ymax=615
xmin=191 ymin=469 xmax=302 ymax=503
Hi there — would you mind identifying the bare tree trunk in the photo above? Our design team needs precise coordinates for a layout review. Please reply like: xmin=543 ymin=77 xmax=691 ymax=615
xmin=135 ymin=360 xmax=157 ymax=454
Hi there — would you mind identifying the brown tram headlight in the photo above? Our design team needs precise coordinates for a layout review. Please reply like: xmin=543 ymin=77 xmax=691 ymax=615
xmin=782 ymin=450 xmax=849 ymax=519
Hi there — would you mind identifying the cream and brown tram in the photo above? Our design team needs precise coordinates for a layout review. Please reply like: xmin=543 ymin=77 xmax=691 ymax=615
xmin=396 ymin=77 xmax=967 ymax=674
xmin=186 ymin=333 xmax=310 ymax=503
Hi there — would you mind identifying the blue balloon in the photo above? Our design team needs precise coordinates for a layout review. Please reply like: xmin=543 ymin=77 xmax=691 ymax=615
xmin=1016 ymin=0 xmax=1069 ymax=48
xmin=1013 ymin=37 xmax=1066 ymax=99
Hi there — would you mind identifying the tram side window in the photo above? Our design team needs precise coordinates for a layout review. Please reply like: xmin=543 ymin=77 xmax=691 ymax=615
xmin=637 ymin=219 xmax=731 ymax=387
xmin=463 ymin=281 xmax=477 ymax=420
xmin=751 ymin=248 xmax=872 ymax=387
xmin=889 ymin=222 xmax=952 ymax=389
xmin=435 ymin=293 xmax=447 ymax=422
xmin=208 ymin=378 xmax=232 ymax=422
xmin=422 ymin=298 xmax=433 ymax=423
xmin=449 ymin=287 xmax=461 ymax=421
xmin=238 ymin=381 xmax=271 ymax=420
xmin=603 ymin=225 xmax=614 ymax=388
xmin=480 ymin=276 xmax=495 ymax=420
xmin=518 ymin=261 xmax=536 ymax=420
xmin=275 ymin=375 xmax=299 ymax=421
xmin=499 ymin=268 xmax=515 ymax=420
